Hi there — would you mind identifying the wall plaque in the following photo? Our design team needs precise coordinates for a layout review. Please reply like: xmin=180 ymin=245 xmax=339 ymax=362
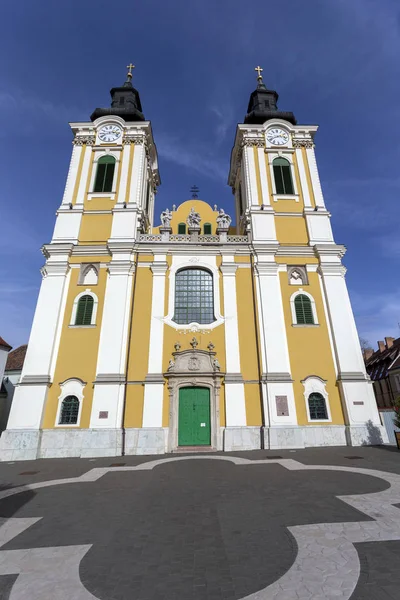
xmin=276 ymin=396 xmax=289 ymax=416
xmin=99 ymin=411 xmax=109 ymax=419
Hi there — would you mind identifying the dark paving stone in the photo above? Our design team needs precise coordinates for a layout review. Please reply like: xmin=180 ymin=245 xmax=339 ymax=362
xmin=0 ymin=575 xmax=18 ymax=600
xmin=351 ymin=540 xmax=400 ymax=599
xmin=0 ymin=459 xmax=388 ymax=600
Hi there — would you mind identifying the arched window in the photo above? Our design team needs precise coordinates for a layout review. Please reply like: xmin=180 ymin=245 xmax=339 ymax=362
xmin=273 ymin=157 xmax=294 ymax=195
xmin=308 ymin=392 xmax=328 ymax=420
xmin=178 ymin=223 xmax=186 ymax=234
xmin=75 ymin=295 xmax=94 ymax=325
xmin=59 ymin=395 xmax=80 ymax=425
xmin=93 ymin=156 xmax=116 ymax=193
xmin=294 ymin=294 xmax=314 ymax=325
xmin=203 ymin=223 xmax=212 ymax=235
xmin=80 ymin=264 xmax=98 ymax=285
xmin=173 ymin=268 xmax=214 ymax=324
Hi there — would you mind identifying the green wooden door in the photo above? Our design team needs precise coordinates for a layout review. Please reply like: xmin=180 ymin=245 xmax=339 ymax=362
xmin=178 ymin=387 xmax=211 ymax=446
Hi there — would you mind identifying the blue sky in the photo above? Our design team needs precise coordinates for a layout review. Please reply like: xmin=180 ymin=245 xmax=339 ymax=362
xmin=1 ymin=0 xmax=399 ymax=349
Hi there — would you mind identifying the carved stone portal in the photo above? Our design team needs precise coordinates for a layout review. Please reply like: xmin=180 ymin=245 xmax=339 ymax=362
xmin=164 ymin=349 xmax=224 ymax=452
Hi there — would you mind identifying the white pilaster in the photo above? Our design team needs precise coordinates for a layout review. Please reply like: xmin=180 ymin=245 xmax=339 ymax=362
xmin=316 ymin=246 xmax=385 ymax=436
xmin=6 ymin=245 xmax=73 ymax=430
xmin=220 ymin=259 xmax=246 ymax=427
xmin=117 ymin=143 xmax=131 ymax=205
xmin=75 ymin=144 xmax=93 ymax=206
xmin=254 ymin=256 xmax=297 ymax=428
xmin=295 ymin=148 xmax=312 ymax=208
xmin=306 ymin=147 xmax=326 ymax=209
xmin=142 ymin=257 xmax=168 ymax=428
xmin=61 ymin=143 xmax=83 ymax=206
xmin=243 ymin=145 xmax=259 ymax=207
xmin=257 ymin=147 xmax=270 ymax=205
xmin=90 ymin=245 xmax=135 ymax=429
xmin=127 ymin=142 xmax=145 ymax=206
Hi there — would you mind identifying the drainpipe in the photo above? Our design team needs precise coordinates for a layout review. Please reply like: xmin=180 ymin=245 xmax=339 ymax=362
xmin=250 ymin=253 xmax=266 ymax=450
xmin=121 ymin=250 xmax=139 ymax=456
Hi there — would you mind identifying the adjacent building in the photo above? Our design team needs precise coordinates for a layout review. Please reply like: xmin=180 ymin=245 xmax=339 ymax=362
xmin=0 ymin=67 xmax=387 ymax=460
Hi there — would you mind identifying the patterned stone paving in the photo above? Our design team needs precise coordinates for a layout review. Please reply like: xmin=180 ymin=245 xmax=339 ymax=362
xmin=0 ymin=448 xmax=399 ymax=599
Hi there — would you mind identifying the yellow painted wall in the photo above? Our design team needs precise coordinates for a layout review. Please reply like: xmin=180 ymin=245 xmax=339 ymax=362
xmin=43 ymin=265 xmax=107 ymax=428
xmin=273 ymin=199 xmax=303 ymax=213
xmin=71 ymin=144 xmax=86 ymax=206
xmin=280 ymin=271 xmax=344 ymax=425
xmin=124 ymin=265 xmax=153 ymax=427
xmin=153 ymin=199 xmax=219 ymax=234
xmin=275 ymin=216 xmax=309 ymax=245
xmin=78 ymin=214 xmax=113 ymax=244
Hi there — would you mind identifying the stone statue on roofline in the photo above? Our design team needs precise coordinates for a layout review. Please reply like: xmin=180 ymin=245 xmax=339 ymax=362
xmin=187 ymin=207 xmax=201 ymax=228
xmin=216 ymin=208 xmax=232 ymax=230
xmin=160 ymin=208 xmax=172 ymax=228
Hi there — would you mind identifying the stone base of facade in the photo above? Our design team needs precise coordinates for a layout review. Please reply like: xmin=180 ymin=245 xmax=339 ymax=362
xmin=0 ymin=423 xmax=390 ymax=461
xmin=345 ymin=424 xmax=389 ymax=446
xmin=266 ymin=426 xmax=347 ymax=449
xmin=223 ymin=427 xmax=262 ymax=451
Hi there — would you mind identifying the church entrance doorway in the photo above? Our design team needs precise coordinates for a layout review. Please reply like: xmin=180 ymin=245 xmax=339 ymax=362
xmin=178 ymin=387 xmax=211 ymax=446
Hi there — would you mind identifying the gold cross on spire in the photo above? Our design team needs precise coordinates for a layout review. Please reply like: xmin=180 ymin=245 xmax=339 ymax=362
xmin=126 ymin=63 xmax=135 ymax=79
xmin=254 ymin=65 xmax=263 ymax=82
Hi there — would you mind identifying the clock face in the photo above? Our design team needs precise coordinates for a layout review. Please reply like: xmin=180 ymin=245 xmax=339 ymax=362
xmin=266 ymin=128 xmax=289 ymax=146
xmin=98 ymin=124 xmax=122 ymax=143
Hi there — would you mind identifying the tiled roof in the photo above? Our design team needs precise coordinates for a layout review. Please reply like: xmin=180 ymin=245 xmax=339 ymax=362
xmin=365 ymin=337 xmax=400 ymax=380
xmin=0 ymin=336 xmax=12 ymax=351
xmin=5 ymin=345 xmax=27 ymax=371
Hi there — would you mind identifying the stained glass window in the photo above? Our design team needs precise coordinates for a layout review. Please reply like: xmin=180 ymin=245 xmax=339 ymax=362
xmin=173 ymin=268 xmax=215 ymax=325
xmin=59 ymin=395 xmax=80 ymax=425
xmin=308 ymin=393 xmax=328 ymax=420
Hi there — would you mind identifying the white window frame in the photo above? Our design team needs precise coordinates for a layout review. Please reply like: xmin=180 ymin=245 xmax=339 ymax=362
xmin=290 ymin=288 xmax=319 ymax=326
xmin=268 ymin=149 xmax=299 ymax=202
xmin=88 ymin=150 xmax=120 ymax=200
xmin=164 ymin=257 xmax=224 ymax=331
xmin=302 ymin=376 xmax=332 ymax=423
xmin=55 ymin=378 xmax=85 ymax=427
xmin=70 ymin=289 xmax=98 ymax=327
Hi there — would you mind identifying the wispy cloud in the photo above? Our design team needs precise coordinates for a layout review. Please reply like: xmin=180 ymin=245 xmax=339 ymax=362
xmin=351 ymin=287 xmax=400 ymax=345
xmin=156 ymin=133 xmax=228 ymax=181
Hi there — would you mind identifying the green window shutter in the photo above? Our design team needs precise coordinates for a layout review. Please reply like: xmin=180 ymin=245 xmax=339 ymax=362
xmin=294 ymin=294 xmax=314 ymax=325
xmin=282 ymin=165 xmax=294 ymax=194
xmin=103 ymin=163 xmax=115 ymax=192
xmin=204 ymin=223 xmax=212 ymax=235
xmin=178 ymin=223 xmax=186 ymax=234
xmin=75 ymin=295 xmax=94 ymax=325
xmin=93 ymin=156 xmax=116 ymax=193
xmin=273 ymin=157 xmax=294 ymax=195
xmin=273 ymin=165 xmax=285 ymax=194
xmin=94 ymin=164 xmax=106 ymax=192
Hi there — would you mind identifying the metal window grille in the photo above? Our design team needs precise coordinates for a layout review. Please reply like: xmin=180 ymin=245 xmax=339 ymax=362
xmin=75 ymin=295 xmax=94 ymax=325
xmin=308 ymin=393 xmax=328 ymax=420
xmin=59 ymin=395 xmax=80 ymax=425
xmin=273 ymin=157 xmax=294 ymax=195
xmin=173 ymin=268 xmax=215 ymax=324
xmin=294 ymin=295 xmax=314 ymax=324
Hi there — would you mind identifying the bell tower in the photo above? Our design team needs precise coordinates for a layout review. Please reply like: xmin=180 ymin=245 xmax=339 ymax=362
xmin=4 ymin=66 xmax=160 ymax=455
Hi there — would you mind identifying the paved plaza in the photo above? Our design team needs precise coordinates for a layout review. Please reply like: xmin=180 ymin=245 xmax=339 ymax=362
xmin=0 ymin=446 xmax=400 ymax=599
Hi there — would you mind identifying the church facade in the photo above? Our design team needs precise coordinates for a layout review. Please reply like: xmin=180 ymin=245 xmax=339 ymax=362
xmin=0 ymin=68 xmax=387 ymax=460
